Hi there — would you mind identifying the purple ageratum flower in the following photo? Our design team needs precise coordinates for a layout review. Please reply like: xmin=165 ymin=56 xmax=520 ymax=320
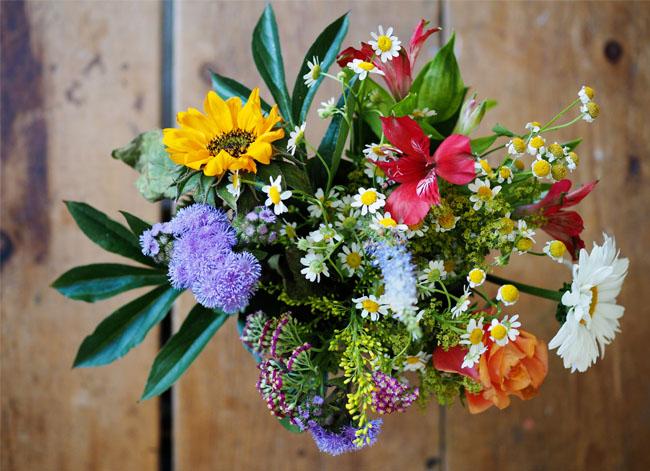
xmin=371 ymin=371 xmax=419 ymax=414
xmin=139 ymin=229 xmax=160 ymax=256
xmin=258 ymin=207 xmax=277 ymax=224
xmin=308 ymin=420 xmax=382 ymax=456
xmin=149 ymin=222 xmax=173 ymax=237
xmin=169 ymin=204 xmax=232 ymax=239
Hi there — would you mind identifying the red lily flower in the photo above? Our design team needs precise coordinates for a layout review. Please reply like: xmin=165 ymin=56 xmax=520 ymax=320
xmin=517 ymin=179 xmax=597 ymax=260
xmin=337 ymin=20 xmax=441 ymax=100
xmin=374 ymin=116 xmax=475 ymax=225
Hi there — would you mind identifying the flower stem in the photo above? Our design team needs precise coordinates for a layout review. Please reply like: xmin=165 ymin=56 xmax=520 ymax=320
xmin=486 ymin=274 xmax=562 ymax=302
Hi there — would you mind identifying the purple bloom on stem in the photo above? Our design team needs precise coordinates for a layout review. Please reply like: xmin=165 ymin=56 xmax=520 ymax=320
xmin=308 ymin=420 xmax=382 ymax=456
xmin=371 ymin=371 xmax=419 ymax=414
xmin=139 ymin=229 xmax=160 ymax=256
xmin=259 ymin=207 xmax=277 ymax=223
xmin=170 ymin=204 xmax=232 ymax=238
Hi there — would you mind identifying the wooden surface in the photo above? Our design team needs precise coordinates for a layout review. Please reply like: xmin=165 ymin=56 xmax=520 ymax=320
xmin=2 ymin=1 xmax=649 ymax=470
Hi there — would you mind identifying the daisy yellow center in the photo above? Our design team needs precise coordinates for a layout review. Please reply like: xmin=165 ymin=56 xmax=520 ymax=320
xmin=514 ymin=159 xmax=525 ymax=170
xmin=377 ymin=35 xmax=393 ymax=52
xmin=568 ymin=151 xmax=580 ymax=166
xmin=469 ymin=328 xmax=484 ymax=345
xmin=517 ymin=238 xmax=534 ymax=252
xmin=372 ymin=145 xmax=384 ymax=155
xmin=284 ymin=225 xmax=296 ymax=239
xmin=379 ymin=217 xmax=397 ymax=227
xmin=549 ymin=240 xmax=566 ymax=258
xmin=586 ymin=102 xmax=600 ymax=118
xmin=491 ymin=324 xmax=507 ymax=340
xmin=207 ymin=129 xmax=255 ymax=157
xmin=346 ymin=252 xmax=362 ymax=268
xmin=500 ymin=285 xmax=519 ymax=303
xmin=530 ymin=136 xmax=545 ymax=149
xmin=269 ymin=186 xmax=282 ymax=204
xmin=499 ymin=167 xmax=512 ymax=179
xmin=548 ymin=143 xmax=564 ymax=158
xmin=360 ymin=190 xmax=378 ymax=205
xmin=406 ymin=356 xmax=421 ymax=365
xmin=589 ymin=286 xmax=598 ymax=317
xmin=438 ymin=213 xmax=456 ymax=229
xmin=480 ymin=159 xmax=493 ymax=175
xmin=511 ymin=137 xmax=526 ymax=153
xmin=530 ymin=121 xmax=542 ymax=128
xmin=311 ymin=64 xmax=321 ymax=80
xmin=408 ymin=221 xmax=424 ymax=231
xmin=583 ymin=86 xmax=595 ymax=99
xmin=362 ymin=299 xmax=380 ymax=313
xmin=358 ymin=61 xmax=376 ymax=72
xmin=477 ymin=186 xmax=493 ymax=200
xmin=552 ymin=163 xmax=568 ymax=180
xmin=533 ymin=159 xmax=551 ymax=177
xmin=444 ymin=260 xmax=455 ymax=273
xmin=468 ymin=269 xmax=485 ymax=284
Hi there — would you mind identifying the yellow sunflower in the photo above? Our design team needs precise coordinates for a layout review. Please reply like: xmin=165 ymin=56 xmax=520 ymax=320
xmin=163 ymin=88 xmax=284 ymax=177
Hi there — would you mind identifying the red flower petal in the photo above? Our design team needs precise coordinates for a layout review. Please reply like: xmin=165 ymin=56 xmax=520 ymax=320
xmin=432 ymin=345 xmax=480 ymax=381
xmin=385 ymin=180 xmax=435 ymax=225
xmin=375 ymin=154 xmax=427 ymax=184
xmin=563 ymin=180 xmax=598 ymax=208
xmin=381 ymin=116 xmax=430 ymax=158
xmin=408 ymin=19 xmax=441 ymax=65
xmin=433 ymin=134 xmax=476 ymax=185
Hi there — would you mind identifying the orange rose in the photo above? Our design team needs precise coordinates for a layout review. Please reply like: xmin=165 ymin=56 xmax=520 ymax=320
xmin=465 ymin=330 xmax=548 ymax=413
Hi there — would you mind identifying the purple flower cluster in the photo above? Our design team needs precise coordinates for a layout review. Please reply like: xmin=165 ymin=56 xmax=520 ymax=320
xmin=235 ymin=206 xmax=280 ymax=245
xmin=369 ymin=241 xmax=418 ymax=316
xmin=371 ymin=372 xmax=419 ymax=414
xmin=139 ymin=222 xmax=173 ymax=258
xmin=307 ymin=419 xmax=382 ymax=456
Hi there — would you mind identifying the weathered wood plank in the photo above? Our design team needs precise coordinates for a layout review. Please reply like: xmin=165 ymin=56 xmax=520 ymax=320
xmin=1 ymin=1 xmax=163 ymax=469
xmin=173 ymin=1 xmax=442 ymax=469
xmin=443 ymin=1 xmax=650 ymax=470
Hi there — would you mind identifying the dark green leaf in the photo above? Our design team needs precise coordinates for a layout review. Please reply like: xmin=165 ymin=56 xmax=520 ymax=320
xmin=278 ymin=417 xmax=301 ymax=434
xmin=119 ymin=211 xmax=152 ymax=237
xmin=74 ymin=286 xmax=181 ymax=367
xmin=252 ymin=4 xmax=292 ymax=123
xmin=471 ymin=135 xmax=498 ymax=155
xmin=414 ymin=33 xmax=465 ymax=123
xmin=65 ymin=201 xmax=156 ymax=267
xmin=419 ymin=121 xmax=446 ymax=141
xmin=52 ymin=263 xmax=167 ymax=302
xmin=141 ymin=304 xmax=228 ymax=400
xmin=391 ymin=92 xmax=418 ymax=117
xmin=562 ymin=138 xmax=582 ymax=151
xmin=210 ymin=71 xmax=272 ymax=113
xmin=291 ymin=13 xmax=349 ymax=123
xmin=216 ymin=183 xmax=238 ymax=210
xmin=112 ymin=130 xmax=179 ymax=202
xmin=492 ymin=123 xmax=515 ymax=137
xmin=257 ymin=161 xmax=311 ymax=194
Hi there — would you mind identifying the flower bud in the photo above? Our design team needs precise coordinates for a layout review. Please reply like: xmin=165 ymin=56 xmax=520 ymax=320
xmin=453 ymin=94 xmax=487 ymax=135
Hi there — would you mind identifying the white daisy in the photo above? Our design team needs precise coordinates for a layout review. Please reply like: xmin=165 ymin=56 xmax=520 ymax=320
xmin=433 ymin=212 xmax=460 ymax=232
xmin=460 ymin=317 xmax=487 ymax=356
xmin=497 ymin=166 xmax=513 ymax=184
xmin=475 ymin=159 xmax=495 ymax=179
xmin=262 ymin=175 xmax=292 ymax=215
xmin=335 ymin=209 xmax=361 ymax=232
xmin=351 ymin=187 xmax=385 ymax=215
xmin=467 ymin=268 xmax=486 ymax=288
xmin=307 ymin=188 xmax=341 ymax=218
xmin=406 ymin=221 xmax=429 ymax=239
xmin=419 ymin=260 xmax=447 ymax=285
xmin=371 ymin=211 xmax=408 ymax=233
xmin=368 ymin=25 xmax=401 ymax=62
xmin=531 ymin=157 xmax=552 ymax=179
xmin=451 ymin=287 xmax=472 ymax=318
xmin=363 ymin=160 xmax=387 ymax=184
xmin=307 ymin=223 xmax=342 ymax=245
xmin=578 ymin=85 xmax=595 ymax=105
xmin=527 ymin=135 xmax=546 ymax=156
xmin=317 ymin=97 xmax=337 ymax=118
xmin=402 ymin=351 xmax=431 ymax=372
xmin=549 ymin=234 xmax=629 ymax=372
xmin=353 ymin=295 xmax=389 ymax=321
xmin=461 ymin=348 xmax=483 ymax=369
xmin=226 ymin=171 xmax=241 ymax=198
xmin=496 ymin=284 xmax=520 ymax=306
xmin=280 ymin=221 xmax=297 ymax=239
xmin=363 ymin=143 xmax=394 ymax=162
xmin=517 ymin=219 xmax=536 ymax=241
xmin=499 ymin=213 xmax=517 ymax=242
xmin=580 ymin=102 xmax=600 ymax=123
xmin=300 ymin=252 xmax=330 ymax=283
xmin=489 ymin=315 xmax=521 ymax=346
xmin=410 ymin=107 xmax=437 ymax=119
xmin=303 ymin=56 xmax=321 ymax=88
xmin=507 ymin=137 xmax=527 ymax=156
xmin=543 ymin=240 xmax=567 ymax=263
xmin=525 ymin=121 xmax=542 ymax=134
xmin=468 ymin=178 xmax=501 ymax=211
xmin=338 ymin=243 xmax=363 ymax=276
xmin=348 ymin=59 xmax=385 ymax=80
xmin=287 ymin=122 xmax=306 ymax=155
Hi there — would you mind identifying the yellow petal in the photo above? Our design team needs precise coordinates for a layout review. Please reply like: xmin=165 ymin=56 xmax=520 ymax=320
xmin=238 ymin=87 xmax=263 ymax=132
xmin=204 ymin=90 xmax=232 ymax=132
xmin=178 ymin=108 xmax=218 ymax=138
xmin=226 ymin=96 xmax=242 ymax=125
xmin=245 ymin=140 xmax=272 ymax=164
xmin=257 ymin=128 xmax=284 ymax=144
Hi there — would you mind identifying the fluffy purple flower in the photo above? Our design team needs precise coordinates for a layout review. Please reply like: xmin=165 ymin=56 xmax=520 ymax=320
xmin=139 ymin=229 xmax=160 ymax=256
xmin=170 ymin=204 xmax=232 ymax=238
xmin=149 ymin=222 xmax=172 ymax=237
xmin=308 ymin=420 xmax=382 ymax=456
xmin=259 ymin=207 xmax=277 ymax=223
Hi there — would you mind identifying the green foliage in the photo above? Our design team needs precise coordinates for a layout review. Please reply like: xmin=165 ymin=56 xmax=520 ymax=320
xmin=112 ymin=130 xmax=179 ymax=202
xmin=119 ymin=211 xmax=152 ymax=237
xmin=417 ymin=367 xmax=463 ymax=407
xmin=141 ymin=304 xmax=228 ymax=400
xmin=391 ymin=92 xmax=418 ymax=117
xmin=471 ymin=135 xmax=498 ymax=154
xmin=257 ymin=160 xmax=312 ymax=193
xmin=210 ymin=71 xmax=272 ymax=113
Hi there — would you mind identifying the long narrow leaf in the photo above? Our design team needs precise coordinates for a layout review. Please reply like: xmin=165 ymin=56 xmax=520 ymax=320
xmin=252 ymin=4 xmax=292 ymax=123
xmin=73 ymin=286 xmax=181 ymax=367
xmin=119 ymin=211 xmax=152 ymax=237
xmin=141 ymin=304 xmax=228 ymax=400
xmin=210 ymin=71 xmax=272 ymax=113
xmin=52 ymin=263 xmax=168 ymax=302
xmin=291 ymin=13 xmax=349 ymax=123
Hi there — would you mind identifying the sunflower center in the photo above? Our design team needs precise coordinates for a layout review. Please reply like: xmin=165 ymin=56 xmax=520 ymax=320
xmin=362 ymin=299 xmax=380 ymax=313
xmin=377 ymin=36 xmax=393 ymax=52
xmin=346 ymin=252 xmax=362 ymax=268
xmin=588 ymin=286 xmax=598 ymax=317
xmin=207 ymin=129 xmax=255 ymax=158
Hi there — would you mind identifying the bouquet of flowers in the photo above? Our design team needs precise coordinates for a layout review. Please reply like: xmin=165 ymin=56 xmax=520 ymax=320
xmin=54 ymin=6 xmax=629 ymax=455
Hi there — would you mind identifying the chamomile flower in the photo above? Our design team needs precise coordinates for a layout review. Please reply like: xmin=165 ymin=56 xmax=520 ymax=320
xmin=410 ymin=107 xmax=437 ymax=119
xmin=497 ymin=166 xmax=513 ymax=184
xmin=353 ymin=295 xmax=389 ymax=321
xmin=300 ymin=252 xmax=330 ymax=282
xmin=527 ymin=135 xmax=546 ymax=156
xmin=363 ymin=143 xmax=394 ymax=162
xmin=498 ymin=213 xmax=517 ymax=242
xmin=578 ymin=85 xmax=595 ymax=105
xmin=307 ymin=188 xmax=341 ymax=218
xmin=566 ymin=151 xmax=579 ymax=170
xmin=364 ymin=160 xmax=387 ymax=183
xmin=303 ymin=56 xmax=321 ymax=88
xmin=226 ymin=171 xmax=241 ymax=198
xmin=402 ymin=351 xmax=431 ymax=372
xmin=460 ymin=317 xmax=487 ymax=356
xmin=369 ymin=25 xmax=401 ymax=62
xmin=515 ymin=237 xmax=535 ymax=254
xmin=525 ymin=121 xmax=542 ymax=133
xmin=317 ymin=97 xmax=337 ymax=118
xmin=507 ymin=137 xmax=527 ymax=156
xmin=348 ymin=59 xmax=385 ymax=80
xmin=287 ymin=122 xmax=306 ymax=155
xmin=476 ymin=159 xmax=495 ymax=178
xmin=545 ymin=142 xmax=566 ymax=162
xmin=496 ymin=284 xmax=519 ymax=306
xmin=451 ymin=287 xmax=472 ymax=318
xmin=281 ymin=221 xmax=297 ymax=239
xmin=581 ymin=102 xmax=600 ymax=123
xmin=467 ymin=268 xmax=486 ymax=287
xmin=543 ymin=240 xmax=567 ymax=263
xmin=549 ymin=234 xmax=628 ymax=372
xmin=406 ymin=221 xmax=429 ymax=239
xmin=461 ymin=348 xmax=483 ymax=369
xmin=262 ymin=175 xmax=292 ymax=215
xmin=335 ymin=209 xmax=361 ymax=232
xmin=419 ymin=260 xmax=447 ymax=285
xmin=468 ymin=178 xmax=501 ymax=210
xmin=532 ymin=158 xmax=552 ymax=179
xmin=307 ymin=223 xmax=342 ymax=245
xmin=433 ymin=211 xmax=460 ymax=232
xmin=371 ymin=211 xmax=408 ymax=233
xmin=489 ymin=315 xmax=521 ymax=346
xmin=338 ymin=243 xmax=364 ymax=276
xmin=517 ymin=219 xmax=536 ymax=241
xmin=351 ymin=187 xmax=385 ymax=215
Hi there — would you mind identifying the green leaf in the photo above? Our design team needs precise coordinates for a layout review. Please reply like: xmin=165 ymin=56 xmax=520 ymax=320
xmin=141 ymin=304 xmax=228 ymax=400
xmin=471 ymin=135 xmax=498 ymax=155
xmin=52 ymin=263 xmax=167 ymax=302
xmin=257 ymin=161 xmax=311 ymax=194
xmin=119 ymin=211 xmax=152 ymax=237
xmin=362 ymin=79 xmax=394 ymax=137
xmin=216 ymin=183 xmax=238 ymax=210
xmin=492 ymin=123 xmax=515 ymax=137
xmin=278 ymin=417 xmax=301 ymax=434
xmin=291 ymin=13 xmax=349 ymax=124
xmin=391 ymin=92 xmax=418 ymax=117
xmin=65 ymin=201 xmax=156 ymax=267
xmin=74 ymin=286 xmax=181 ymax=367
xmin=414 ymin=33 xmax=465 ymax=123
xmin=112 ymin=130 xmax=179 ymax=202
xmin=562 ymin=138 xmax=582 ymax=151
xmin=419 ymin=121 xmax=446 ymax=141
xmin=210 ymin=71 xmax=272 ymax=113
xmin=252 ymin=4 xmax=292 ymax=124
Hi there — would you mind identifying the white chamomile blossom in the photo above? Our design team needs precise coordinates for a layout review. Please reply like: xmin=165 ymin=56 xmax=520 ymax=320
xmin=419 ymin=260 xmax=447 ymax=285
xmin=566 ymin=152 xmax=578 ymax=171
xmin=303 ymin=56 xmax=321 ymax=88
xmin=351 ymin=187 xmax=385 ymax=215
xmin=468 ymin=178 xmax=501 ymax=210
xmin=281 ymin=221 xmax=297 ymax=239
xmin=578 ymin=85 xmax=595 ymax=105
xmin=461 ymin=348 xmax=483 ymax=369
xmin=317 ymin=97 xmax=337 ymax=118
xmin=287 ymin=122 xmax=306 ymax=155
xmin=406 ymin=221 xmax=429 ymax=239
xmin=371 ymin=211 xmax=408 ymax=233
xmin=369 ymin=25 xmax=401 ymax=62
xmin=489 ymin=315 xmax=521 ymax=346
xmin=467 ymin=268 xmax=486 ymax=288
xmin=460 ymin=317 xmax=487 ymax=357
xmin=451 ymin=287 xmax=472 ymax=318
xmin=364 ymin=160 xmax=387 ymax=184
xmin=507 ymin=137 xmax=527 ymax=156
xmin=402 ymin=351 xmax=431 ymax=372
xmin=363 ymin=143 xmax=394 ymax=162
xmin=517 ymin=219 xmax=536 ymax=240
xmin=410 ymin=107 xmax=437 ymax=119
xmin=545 ymin=142 xmax=567 ymax=162
xmin=531 ymin=157 xmax=552 ymax=179
xmin=544 ymin=240 xmax=567 ymax=263
xmin=226 ymin=171 xmax=241 ymax=198
xmin=475 ymin=159 xmax=495 ymax=179
xmin=307 ymin=223 xmax=342 ymax=245
xmin=300 ymin=252 xmax=330 ymax=282
xmin=335 ymin=209 xmax=361 ymax=232
xmin=549 ymin=234 xmax=629 ymax=372
xmin=581 ymin=101 xmax=600 ymax=123
xmin=353 ymin=295 xmax=389 ymax=321
xmin=497 ymin=166 xmax=513 ymax=184
xmin=338 ymin=243 xmax=363 ymax=276
xmin=348 ymin=59 xmax=385 ymax=80
xmin=433 ymin=212 xmax=460 ymax=232
xmin=262 ymin=175 xmax=292 ymax=215
xmin=496 ymin=284 xmax=520 ymax=306
xmin=498 ymin=213 xmax=517 ymax=242
xmin=527 ymin=135 xmax=546 ymax=156
xmin=307 ymin=188 xmax=341 ymax=218
xmin=525 ymin=121 xmax=542 ymax=134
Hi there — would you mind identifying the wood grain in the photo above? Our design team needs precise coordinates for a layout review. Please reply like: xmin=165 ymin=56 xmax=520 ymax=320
xmin=1 ymin=1 xmax=162 ymax=469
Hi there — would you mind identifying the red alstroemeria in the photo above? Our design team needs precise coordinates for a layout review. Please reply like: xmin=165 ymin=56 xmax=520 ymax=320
xmin=517 ymin=179 xmax=597 ymax=260
xmin=337 ymin=20 xmax=441 ymax=100
xmin=374 ymin=116 xmax=475 ymax=225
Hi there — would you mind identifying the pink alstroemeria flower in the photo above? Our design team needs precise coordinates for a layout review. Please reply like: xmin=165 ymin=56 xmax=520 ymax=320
xmin=374 ymin=116 xmax=475 ymax=225
xmin=337 ymin=20 xmax=441 ymax=100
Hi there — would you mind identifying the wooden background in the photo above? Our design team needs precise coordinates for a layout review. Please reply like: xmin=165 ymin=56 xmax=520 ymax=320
xmin=2 ymin=1 xmax=649 ymax=470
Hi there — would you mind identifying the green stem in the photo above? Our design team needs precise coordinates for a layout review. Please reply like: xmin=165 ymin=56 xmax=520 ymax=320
xmin=542 ymin=98 xmax=580 ymax=131
xmin=486 ymin=274 xmax=562 ymax=302
xmin=543 ymin=114 xmax=585 ymax=133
